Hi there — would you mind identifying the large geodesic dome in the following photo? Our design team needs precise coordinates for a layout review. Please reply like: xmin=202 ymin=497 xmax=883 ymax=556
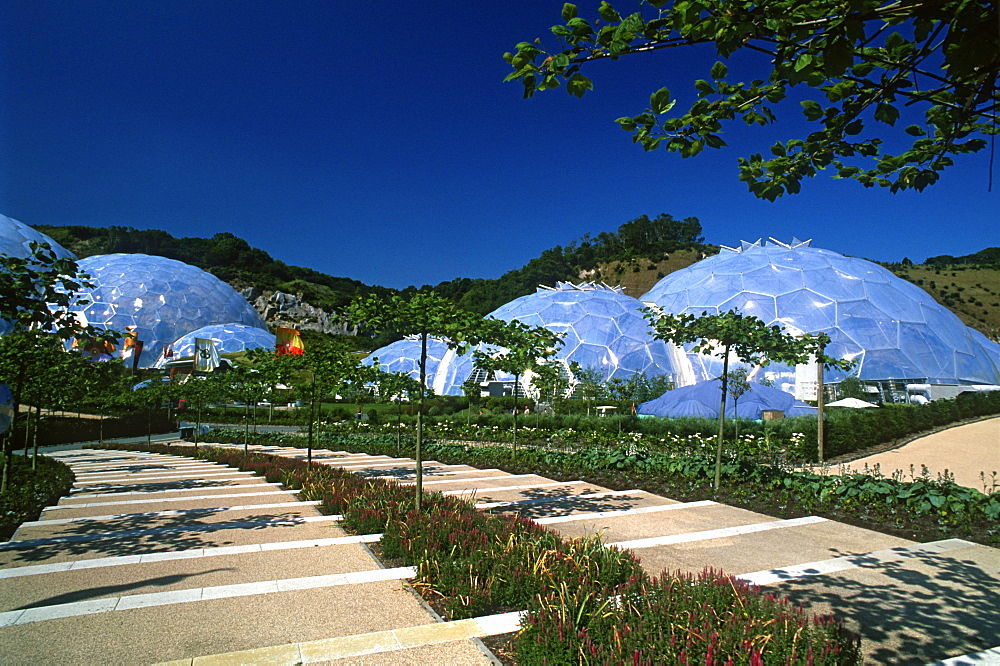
xmin=423 ymin=282 xmax=677 ymax=396
xmin=157 ymin=323 xmax=276 ymax=368
xmin=0 ymin=214 xmax=75 ymax=262
xmin=1 ymin=215 xmax=77 ymax=337
xmin=68 ymin=254 xmax=267 ymax=368
xmin=641 ymin=239 xmax=1000 ymax=390
xmin=363 ymin=336 xmax=452 ymax=384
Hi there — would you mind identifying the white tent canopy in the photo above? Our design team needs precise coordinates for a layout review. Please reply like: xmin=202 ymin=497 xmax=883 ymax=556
xmin=826 ymin=397 xmax=879 ymax=408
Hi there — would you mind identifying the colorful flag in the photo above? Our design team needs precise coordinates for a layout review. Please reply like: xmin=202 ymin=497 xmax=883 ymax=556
xmin=194 ymin=338 xmax=220 ymax=372
xmin=276 ymin=327 xmax=304 ymax=355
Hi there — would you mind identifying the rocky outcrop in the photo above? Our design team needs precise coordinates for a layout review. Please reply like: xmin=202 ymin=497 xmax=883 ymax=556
xmin=241 ymin=289 xmax=359 ymax=336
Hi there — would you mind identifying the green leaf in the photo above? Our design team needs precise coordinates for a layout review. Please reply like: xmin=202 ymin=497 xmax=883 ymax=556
xmin=800 ymin=100 xmax=823 ymax=121
xmin=905 ymin=124 xmax=926 ymax=137
xmin=875 ymin=102 xmax=900 ymax=126
xmin=566 ymin=73 xmax=593 ymax=98
xmin=794 ymin=53 xmax=814 ymax=72
xmin=710 ymin=61 xmax=728 ymax=79
xmin=598 ymin=1 xmax=621 ymax=22
xmin=561 ymin=3 xmax=578 ymax=20
xmin=694 ymin=79 xmax=714 ymax=96
xmin=650 ymin=87 xmax=673 ymax=114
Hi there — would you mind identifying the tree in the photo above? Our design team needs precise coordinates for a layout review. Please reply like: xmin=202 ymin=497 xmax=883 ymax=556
xmin=281 ymin=342 xmax=371 ymax=467
xmin=725 ymin=367 xmax=752 ymax=440
xmin=643 ymin=308 xmax=853 ymax=487
xmin=473 ymin=320 xmax=564 ymax=451
xmin=505 ymin=1 xmax=998 ymax=199
xmin=350 ymin=292 xmax=561 ymax=509
xmin=1 ymin=243 xmax=120 ymax=490
xmin=573 ymin=365 xmax=606 ymax=415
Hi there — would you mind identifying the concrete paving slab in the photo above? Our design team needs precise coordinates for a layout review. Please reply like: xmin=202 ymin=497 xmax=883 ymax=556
xmin=548 ymin=499 xmax=771 ymax=543
xmin=0 ymin=580 xmax=439 ymax=664
xmin=444 ymin=480 xmax=597 ymax=505
xmin=0 ymin=541 xmax=383 ymax=611
xmin=398 ymin=473 xmax=553 ymax=492
xmin=769 ymin=543 xmax=1000 ymax=665
xmin=45 ymin=488 xmax=298 ymax=513
xmin=497 ymin=490 xmax=681 ymax=520
xmin=0 ymin=519 xmax=348 ymax=567
xmin=68 ymin=479 xmax=279 ymax=498
xmin=618 ymin=519 xmax=915 ymax=578
xmin=37 ymin=494 xmax=310 ymax=520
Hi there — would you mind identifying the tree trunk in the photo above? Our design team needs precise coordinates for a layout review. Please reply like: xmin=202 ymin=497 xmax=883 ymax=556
xmin=306 ymin=386 xmax=315 ymax=468
xmin=714 ymin=348 xmax=730 ymax=490
xmin=817 ymin=351 xmax=826 ymax=463
xmin=31 ymin=403 xmax=40 ymax=470
xmin=511 ymin=373 xmax=518 ymax=454
xmin=415 ymin=333 xmax=427 ymax=512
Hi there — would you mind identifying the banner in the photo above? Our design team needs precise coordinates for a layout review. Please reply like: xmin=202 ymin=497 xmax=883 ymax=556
xmin=276 ymin=326 xmax=304 ymax=355
xmin=194 ymin=338 xmax=220 ymax=372
xmin=132 ymin=340 xmax=144 ymax=371
xmin=794 ymin=353 xmax=819 ymax=401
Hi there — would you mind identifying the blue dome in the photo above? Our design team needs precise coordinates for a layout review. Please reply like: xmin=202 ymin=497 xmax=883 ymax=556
xmin=364 ymin=336 xmax=453 ymax=387
xmin=0 ymin=214 xmax=75 ymax=262
xmin=69 ymin=254 xmax=267 ymax=368
xmin=159 ymin=323 xmax=276 ymax=367
xmin=641 ymin=240 xmax=1000 ymax=388
xmin=428 ymin=282 xmax=677 ymax=396
xmin=1 ymin=215 xmax=76 ymax=336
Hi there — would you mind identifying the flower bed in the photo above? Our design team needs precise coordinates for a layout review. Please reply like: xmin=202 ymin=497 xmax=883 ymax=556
xmin=97 ymin=441 xmax=861 ymax=663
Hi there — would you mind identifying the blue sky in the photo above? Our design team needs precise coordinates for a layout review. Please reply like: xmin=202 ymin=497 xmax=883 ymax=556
xmin=1 ymin=2 xmax=996 ymax=290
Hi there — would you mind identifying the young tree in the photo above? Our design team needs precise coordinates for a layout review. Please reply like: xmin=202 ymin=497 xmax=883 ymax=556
xmin=726 ymin=367 xmax=751 ymax=440
xmin=573 ymin=364 xmax=606 ymax=415
xmin=473 ymin=319 xmax=564 ymax=451
xmin=643 ymin=308 xmax=853 ymax=487
xmin=505 ymin=1 xmax=998 ymax=199
xmin=1 ymin=242 xmax=120 ymax=489
xmin=281 ymin=342 xmax=370 ymax=467
xmin=350 ymin=293 xmax=561 ymax=509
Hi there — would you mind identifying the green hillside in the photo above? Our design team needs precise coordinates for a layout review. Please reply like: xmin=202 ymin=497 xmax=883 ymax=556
xmin=31 ymin=221 xmax=1000 ymax=343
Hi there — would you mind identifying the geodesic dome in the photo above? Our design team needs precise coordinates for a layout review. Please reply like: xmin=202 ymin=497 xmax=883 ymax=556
xmin=157 ymin=323 xmax=276 ymax=367
xmin=1 ymin=215 xmax=77 ymax=336
xmin=425 ymin=282 xmax=677 ymax=396
xmin=0 ymin=214 xmax=75 ymax=262
xmin=68 ymin=254 xmax=267 ymax=368
xmin=641 ymin=239 xmax=1000 ymax=388
xmin=363 ymin=336 xmax=452 ymax=386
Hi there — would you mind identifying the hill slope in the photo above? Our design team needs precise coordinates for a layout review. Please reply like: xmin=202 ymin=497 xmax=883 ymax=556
xmin=31 ymin=222 xmax=999 ymax=343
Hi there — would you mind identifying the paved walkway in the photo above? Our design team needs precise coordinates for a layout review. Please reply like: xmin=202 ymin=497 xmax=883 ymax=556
xmin=2 ymin=440 xmax=998 ymax=664
xmin=835 ymin=417 xmax=1000 ymax=492
xmin=0 ymin=447 xmax=497 ymax=664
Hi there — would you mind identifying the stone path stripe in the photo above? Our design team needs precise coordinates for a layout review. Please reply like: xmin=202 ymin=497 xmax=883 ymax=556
xmin=72 ymin=471 xmax=252 ymax=485
xmin=45 ymin=490 xmax=295 ymax=510
xmin=156 ymin=609 xmax=525 ymax=665
xmin=341 ymin=461 xmax=461 ymax=471
xmin=475 ymin=489 xmax=643 ymax=509
xmin=399 ymin=473 xmax=535 ymax=487
xmin=609 ymin=516 xmax=828 ymax=550
xmin=73 ymin=463 xmax=223 ymax=474
xmin=0 ymin=566 xmax=416 ymax=627
xmin=363 ymin=465 xmax=480 ymax=476
xmin=534 ymin=499 xmax=716 ymax=525
xmin=69 ymin=481 xmax=282 ymax=497
xmin=0 ymin=533 xmax=384 ymax=580
xmin=22 ymin=501 xmax=322 ymax=526
xmin=1 ymin=515 xmax=341 ymax=550
xmin=929 ymin=645 xmax=1000 ymax=665
xmin=442 ymin=480 xmax=586 ymax=495
xmin=736 ymin=538 xmax=979 ymax=586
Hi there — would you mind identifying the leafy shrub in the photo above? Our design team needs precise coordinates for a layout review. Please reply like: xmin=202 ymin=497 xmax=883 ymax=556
xmin=0 ymin=455 xmax=75 ymax=539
